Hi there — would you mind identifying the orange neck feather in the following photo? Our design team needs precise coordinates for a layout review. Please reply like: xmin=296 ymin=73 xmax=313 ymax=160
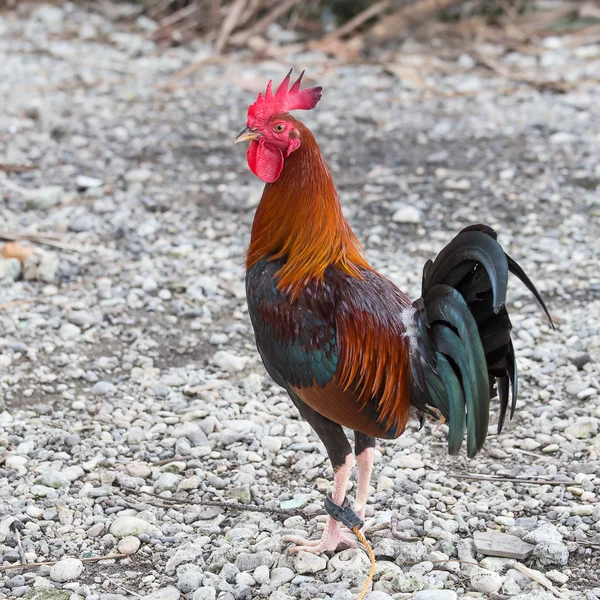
xmin=246 ymin=119 xmax=371 ymax=298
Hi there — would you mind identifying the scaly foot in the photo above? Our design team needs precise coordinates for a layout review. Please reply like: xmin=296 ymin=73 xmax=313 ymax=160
xmin=283 ymin=517 xmax=357 ymax=554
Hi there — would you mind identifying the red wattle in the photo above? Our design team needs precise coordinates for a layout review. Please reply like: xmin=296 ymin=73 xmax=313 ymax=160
xmin=247 ymin=139 xmax=284 ymax=183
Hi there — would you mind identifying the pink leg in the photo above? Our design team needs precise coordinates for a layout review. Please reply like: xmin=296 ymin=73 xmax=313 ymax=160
xmin=283 ymin=454 xmax=358 ymax=554
xmin=354 ymin=447 xmax=375 ymax=522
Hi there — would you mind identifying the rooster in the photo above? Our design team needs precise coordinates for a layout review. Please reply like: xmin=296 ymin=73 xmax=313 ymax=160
xmin=235 ymin=71 xmax=551 ymax=554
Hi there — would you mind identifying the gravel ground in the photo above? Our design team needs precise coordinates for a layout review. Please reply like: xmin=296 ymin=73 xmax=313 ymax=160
xmin=1 ymin=3 xmax=599 ymax=600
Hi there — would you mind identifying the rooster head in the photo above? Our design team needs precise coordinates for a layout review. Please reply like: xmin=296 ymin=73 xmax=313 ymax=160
xmin=235 ymin=70 xmax=322 ymax=183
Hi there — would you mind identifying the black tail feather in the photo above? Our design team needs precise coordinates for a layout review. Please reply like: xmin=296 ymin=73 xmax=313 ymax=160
xmin=410 ymin=225 xmax=551 ymax=458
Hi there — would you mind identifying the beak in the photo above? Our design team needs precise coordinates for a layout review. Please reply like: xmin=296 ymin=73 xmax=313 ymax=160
xmin=235 ymin=126 xmax=262 ymax=144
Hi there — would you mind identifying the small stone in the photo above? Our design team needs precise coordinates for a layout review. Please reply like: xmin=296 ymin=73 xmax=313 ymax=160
xmin=577 ymin=387 xmax=596 ymax=399
xmin=269 ymin=567 xmax=294 ymax=587
xmin=109 ymin=516 xmax=148 ymax=538
xmin=213 ymin=350 xmax=248 ymax=372
xmin=36 ymin=470 xmax=69 ymax=489
xmin=533 ymin=541 xmax=569 ymax=566
xmin=480 ymin=557 xmax=514 ymax=573
xmin=117 ymin=536 xmax=140 ymax=555
xmin=68 ymin=213 xmax=95 ymax=232
xmin=76 ymin=175 xmax=103 ymax=189
xmin=23 ymin=185 xmax=64 ymax=210
xmin=377 ymin=475 xmax=394 ymax=491
xmin=235 ymin=551 xmax=274 ymax=572
xmin=32 ymin=4 xmax=64 ymax=31
xmin=6 ymin=455 xmax=28 ymax=468
xmin=0 ymin=258 xmax=22 ymax=282
xmin=87 ymin=523 xmax=105 ymax=537
xmin=24 ymin=590 xmax=70 ymax=600
xmin=543 ymin=444 xmax=559 ymax=453
xmin=59 ymin=323 xmax=81 ymax=341
xmin=126 ymin=462 xmax=151 ymax=478
xmin=572 ymin=354 xmax=591 ymax=370
xmin=146 ymin=587 xmax=180 ymax=600
xmin=294 ymin=550 xmax=327 ymax=574
xmin=523 ymin=524 xmax=562 ymax=545
xmin=564 ymin=417 xmax=598 ymax=440
xmin=470 ymin=568 xmax=502 ymax=593
xmin=91 ymin=381 xmax=117 ymax=396
xmin=546 ymin=569 xmax=568 ymax=584
xmin=391 ymin=572 xmax=425 ymax=593
xmin=192 ymin=589 xmax=216 ymax=600
xmin=253 ymin=565 xmax=270 ymax=585
xmin=49 ymin=558 xmax=83 ymax=582
xmin=23 ymin=250 xmax=59 ymax=282
xmin=166 ymin=539 xmax=210 ymax=573
xmin=125 ymin=168 xmax=152 ymax=183
xmin=154 ymin=472 xmax=181 ymax=493
xmin=261 ymin=436 xmax=282 ymax=452
xmin=236 ymin=572 xmax=255 ymax=587
xmin=243 ymin=373 xmax=262 ymax=393
xmin=392 ymin=453 xmax=424 ymax=469
xmin=392 ymin=205 xmax=421 ymax=223
xmin=177 ymin=564 xmax=204 ymax=593
xmin=570 ymin=504 xmax=594 ymax=516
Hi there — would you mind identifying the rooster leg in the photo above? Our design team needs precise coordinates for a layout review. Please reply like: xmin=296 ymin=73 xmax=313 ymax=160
xmin=283 ymin=394 xmax=359 ymax=553
xmin=284 ymin=454 xmax=359 ymax=553
xmin=353 ymin=432 xmax=375 ymax=525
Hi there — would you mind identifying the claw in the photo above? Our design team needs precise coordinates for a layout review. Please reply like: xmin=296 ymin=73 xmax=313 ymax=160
xmin=283 ymin=532 xmax=358 ymax=554
xmin=283 ymin=517 xmax=358 ymax=554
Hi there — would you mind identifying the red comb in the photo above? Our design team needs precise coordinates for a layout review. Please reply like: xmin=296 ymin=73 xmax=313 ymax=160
xmin=247 ymin=70 xmax=322 ymax=128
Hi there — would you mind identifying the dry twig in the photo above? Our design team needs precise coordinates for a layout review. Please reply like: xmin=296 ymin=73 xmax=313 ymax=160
xmin=512 ymin=562 xmax=570 ymax=599
xmin=390 ymin=514 xmax=422 ymax=542
xmin=104 ymin=574 xmax=143 ymax=598
xmin=450 ymin=473 xmax=577 ymax=486
xmin=473 ymin=50 xmax=570 ymax=93
xmin=325 ymin=0 xmax=391 ymax=40
xmin=353 ymin=0 xmax=463 ymax=46
xmin=229 ymin=0 xmax=301 ymax=47
xmin=0 ymin=553 xmax=128 ymax=573
xmin=0 ymin=164 xmax=36 ymax=173
xmin=215 ymin=0 xmax=247 ymax=53
xmin=0 ymin=231 xmax=88 ymax=253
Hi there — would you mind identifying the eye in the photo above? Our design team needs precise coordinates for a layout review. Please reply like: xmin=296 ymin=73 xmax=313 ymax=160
xmin=273 ymin=123 xmax=285 ymax=133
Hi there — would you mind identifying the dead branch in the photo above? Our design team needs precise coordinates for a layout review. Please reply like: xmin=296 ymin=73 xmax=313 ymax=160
xmin=0 ymin=553 xmax=128 ymax=573
xmin=472 ymin=50 xmax=570 ymax=93
xmin=0 ymin=231 xmax=88 ymax=253
xmin=450 ymin=472 xmax=577 ymax=486
xmin=512 ymin=563 xmax=570 ymax=600
xmin=0 ymin=164 xmax=37 ymax=173
xmin=215 ymin=0 xmax=248 ymax=53
xmin=354 ymin=0 xmax=464 ymax=46
xmin=325 ymin=0 xmax=391 ymax=40
xmin=229 ymin=0 xmax=302 ymax=47
xmin=150 ymin=3 xmax=203 ymax=40
xmin=104 ymin=574 xmax=143 ymax=598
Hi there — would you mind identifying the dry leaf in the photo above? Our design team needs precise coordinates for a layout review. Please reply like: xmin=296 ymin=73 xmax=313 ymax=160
xmin=2 ymin=241 xmax=33 ymax=265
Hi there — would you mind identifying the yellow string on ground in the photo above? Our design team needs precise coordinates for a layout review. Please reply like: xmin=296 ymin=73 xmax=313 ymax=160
xmin=353 ymin=526 xmax=376 ymax=600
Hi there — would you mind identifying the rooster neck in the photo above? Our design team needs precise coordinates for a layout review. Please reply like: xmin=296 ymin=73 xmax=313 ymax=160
xmin=246 ymin=120 xmax=371 ymax=299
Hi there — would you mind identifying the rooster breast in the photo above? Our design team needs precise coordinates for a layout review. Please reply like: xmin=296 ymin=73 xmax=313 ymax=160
xmin=246 ymin=256 xmax=414 ymax=439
